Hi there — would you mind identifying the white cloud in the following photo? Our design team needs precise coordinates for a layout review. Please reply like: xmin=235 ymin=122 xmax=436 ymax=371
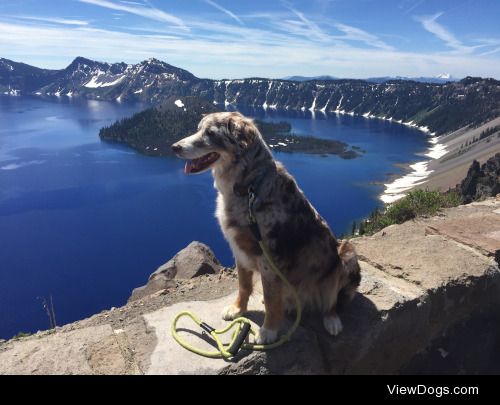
xmin=119 ymin=1 xmax=146 ymax=5
xmin=1 ymin=19 xmax=499 ymax=80
xmin=415 ymin=12 xmax=476 ymax=54
xmin=334 ymin=23 xmax=394 ymax=50
xmin=7 ymin=15 xmax=89 ymax=26
xmin=281 ymin=7 xmax=330 ymax=42
xmin=480 ymin=47 xmax=500 ymax=56
xmin=202 ymin=0 xmax=243 ymax=25
xmin=78 ymin=0 xmax=189 ymax=31
xmin=400 ymin=0 xmax=425 ymax=15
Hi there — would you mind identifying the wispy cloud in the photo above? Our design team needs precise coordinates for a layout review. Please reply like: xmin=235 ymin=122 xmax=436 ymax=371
xmin=78 ymin=0 xmax=189 ymax=31
xmin=9 ymin=15 xmax=89 ymax=26
xmin=1 ymin=2 xmax=499 ymax=80
xmin=399 ymin=0 xmax=425 ymax=15
xmin=415 ymin=12 xmax=476 ymax=54
xmin=480 ymin=47 xmax=500 ymax=56
xmin=334 ymin=23 xmax=394 ymax=50
xmin=1 ymin=19 xmax=499 ymax=80
xmin=119 ymin=1 xmax=146 ymax=6
xmin=275 ymin=7 xmax=330 ymax=42
xmin=202 ymin=0 xmax=243 ymax=25
xmin=476 ymin=39 xmax=500 ymax=56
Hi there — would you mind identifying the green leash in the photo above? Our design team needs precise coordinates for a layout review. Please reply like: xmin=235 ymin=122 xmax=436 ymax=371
xmin=171 ymin=189 xmax=302 ymax=359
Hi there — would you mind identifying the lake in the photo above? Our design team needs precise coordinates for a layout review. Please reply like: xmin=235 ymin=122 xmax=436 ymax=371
xmin=0 ymin=95 xmax=428 ymax=339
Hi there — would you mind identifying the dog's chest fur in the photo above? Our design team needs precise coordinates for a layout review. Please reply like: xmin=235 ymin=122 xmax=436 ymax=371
xmin=213 ymin=175 xmax=261 ymax=271
xmin=213 ymin=162 xmax=340 ymax=283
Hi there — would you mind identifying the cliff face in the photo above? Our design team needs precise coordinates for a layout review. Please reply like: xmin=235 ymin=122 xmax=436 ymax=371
xmin=1 ymin=198 xmax=499 ymax=375
xmin=458 ymin=153 xmax=500 ymax=203
xmin=2 ymin=57 xmax=500 ymax=135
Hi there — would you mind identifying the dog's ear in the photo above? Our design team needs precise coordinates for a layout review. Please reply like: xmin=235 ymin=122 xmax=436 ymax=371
xmin=227 ymin=116 xmax=238 ymax=135
xmin=227 ymin=116 xmax=258 ymax=148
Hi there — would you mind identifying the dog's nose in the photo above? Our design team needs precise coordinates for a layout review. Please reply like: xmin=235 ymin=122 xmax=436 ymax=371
xmin=171 ymin=144 xmax=183 ymax=154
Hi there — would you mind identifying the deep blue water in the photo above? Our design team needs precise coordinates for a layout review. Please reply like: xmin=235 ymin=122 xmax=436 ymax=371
xmin=0 ymin=95 xmax=428 ymax=339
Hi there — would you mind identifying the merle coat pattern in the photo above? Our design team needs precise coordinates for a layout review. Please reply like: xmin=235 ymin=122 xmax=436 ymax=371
xmin=172 ymin=112 xmax=361 ymax=344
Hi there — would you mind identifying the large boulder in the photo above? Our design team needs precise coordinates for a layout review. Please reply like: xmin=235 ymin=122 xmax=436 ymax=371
xmin=458 ymin=153 xmax=500 ymax=203
xmin=129 ymin=242 xmax=222 ymax=302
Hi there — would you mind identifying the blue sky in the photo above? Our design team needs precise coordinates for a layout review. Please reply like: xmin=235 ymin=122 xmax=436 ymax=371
xmin=0 ymin=0 xmax=499 ymax=79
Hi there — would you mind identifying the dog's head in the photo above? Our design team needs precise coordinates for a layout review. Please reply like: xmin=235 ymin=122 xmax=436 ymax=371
xmin=171 ymin=112 xmax=260 ymax=174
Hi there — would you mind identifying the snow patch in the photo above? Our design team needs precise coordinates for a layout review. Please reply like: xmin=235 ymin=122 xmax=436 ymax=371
xmin=84 ymin=73 xmax=125 ymax=88
xmin=381 ymin=161 xmax=434 ymax=204
xmin=101 ymin=75 xmax=125 ymax=87
xmin=425 ymin=137 xmax=447 ymax=159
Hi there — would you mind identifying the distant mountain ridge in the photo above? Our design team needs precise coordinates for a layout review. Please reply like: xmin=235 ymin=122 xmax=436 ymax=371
xmin=365 ymin=74 xmax=459 ymax=84
xmin=282 ymin=75 xmax=338 ymax=82
xmin=1 ymin=57 xmax=499 ymax=135
xmin=283 ymin=74 xmax=458 ymax=84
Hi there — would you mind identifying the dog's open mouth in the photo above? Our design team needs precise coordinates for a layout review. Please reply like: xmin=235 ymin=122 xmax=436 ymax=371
xmin=184 ymin=152 xmax=220 ymax=174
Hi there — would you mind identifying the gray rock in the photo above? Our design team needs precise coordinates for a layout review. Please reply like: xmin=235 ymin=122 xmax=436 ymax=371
xmin=154 ymin=241 xmax=221 ymax=280
xmin=129 ymin=279 xmax=176 ymax=303
xmin=458 ymin=153 xmax=500 ymax=203
xmin=129 ymin=242 xmax=222 ymax=302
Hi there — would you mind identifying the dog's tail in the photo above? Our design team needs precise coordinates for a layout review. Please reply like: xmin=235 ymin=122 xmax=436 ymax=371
xmin=337 ymin=240 xmax=361 ymax=308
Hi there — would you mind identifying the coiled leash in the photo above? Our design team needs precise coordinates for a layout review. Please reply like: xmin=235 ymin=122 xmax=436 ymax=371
xmin=171 ymin=188 xmax=302 ymax=359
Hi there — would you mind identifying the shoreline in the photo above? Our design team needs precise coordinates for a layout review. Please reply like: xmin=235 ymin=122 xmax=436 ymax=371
xmin=288 ymin=106 xmax=445 ymax=205
xmin=337 ymin=111 xmax=446 ymax=205
xmin=379 ymin=116 xmax=500 ymax=204
xmin=380 ymin=135 xmax=448 ymax=204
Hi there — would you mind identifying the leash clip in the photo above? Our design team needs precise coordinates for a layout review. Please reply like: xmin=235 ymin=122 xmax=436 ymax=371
xmin=200 ymin=322 xmax=215 ymax=334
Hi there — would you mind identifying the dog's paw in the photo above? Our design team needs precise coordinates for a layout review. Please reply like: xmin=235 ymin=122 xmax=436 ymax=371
xmin=221 ymin=304 xmax=244 ymax=321
xmin=323 ymin=314 xmax=343 ymax=336
xmin=255 ymin=327 xmax=278 ymax=345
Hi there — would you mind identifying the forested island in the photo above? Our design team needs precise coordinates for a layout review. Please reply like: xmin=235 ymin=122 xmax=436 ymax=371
xmin=99 ymin=96 xmax=359 ymax=159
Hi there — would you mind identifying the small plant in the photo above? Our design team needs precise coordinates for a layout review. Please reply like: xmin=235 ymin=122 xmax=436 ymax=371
xmin=13 ymin=331 xmax=32 ymax=339
xmin=38 ymin=295 xmax=57 ymax=330
xmin=354 ymin=189 xmax=461 ymax=236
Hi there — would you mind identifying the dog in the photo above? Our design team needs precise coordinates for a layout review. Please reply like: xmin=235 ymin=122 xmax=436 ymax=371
xmin=172 ymin=112 xmax=361 ymax=344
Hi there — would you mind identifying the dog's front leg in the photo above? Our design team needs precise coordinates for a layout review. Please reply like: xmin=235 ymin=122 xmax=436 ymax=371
xmin=222 ymin=263 xmax=253 ymax=321
xmin=255 ymin=271 xmax=283 ymax=344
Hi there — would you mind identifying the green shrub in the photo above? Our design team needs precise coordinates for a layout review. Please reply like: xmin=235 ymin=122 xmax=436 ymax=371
xmin=357 ymin=189 xmax=461 ymax=236
xmin=13 ymin=331 xmax=31 ymax=339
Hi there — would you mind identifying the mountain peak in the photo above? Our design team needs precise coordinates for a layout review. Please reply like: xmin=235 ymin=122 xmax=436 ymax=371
xmin=142 ymin=57 xmax=165 ymax=66
xmin=436 ymin=73 xmax=452 ymax=79
xmin=71 ymin=56 xmax=96 ymax=65
xmin=66 ymin=57 xmax=104 ymax=70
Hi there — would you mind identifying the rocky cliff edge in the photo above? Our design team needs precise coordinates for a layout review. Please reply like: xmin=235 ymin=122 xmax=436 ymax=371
xmin=1 ymin=198 xmax=499 ymax=374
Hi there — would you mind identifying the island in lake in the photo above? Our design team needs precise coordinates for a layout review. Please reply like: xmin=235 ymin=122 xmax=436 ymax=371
xmin=99 ymin=96 xmax=360 ymax=159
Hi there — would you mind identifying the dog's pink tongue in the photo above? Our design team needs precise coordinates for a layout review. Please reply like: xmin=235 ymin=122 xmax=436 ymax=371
xmin=184 ymin=161 xmax=193 ymax=174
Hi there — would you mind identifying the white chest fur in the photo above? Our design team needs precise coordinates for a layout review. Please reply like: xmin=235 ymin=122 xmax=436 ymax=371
xmin=215 ymin=191 xmax=258 ymax=272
